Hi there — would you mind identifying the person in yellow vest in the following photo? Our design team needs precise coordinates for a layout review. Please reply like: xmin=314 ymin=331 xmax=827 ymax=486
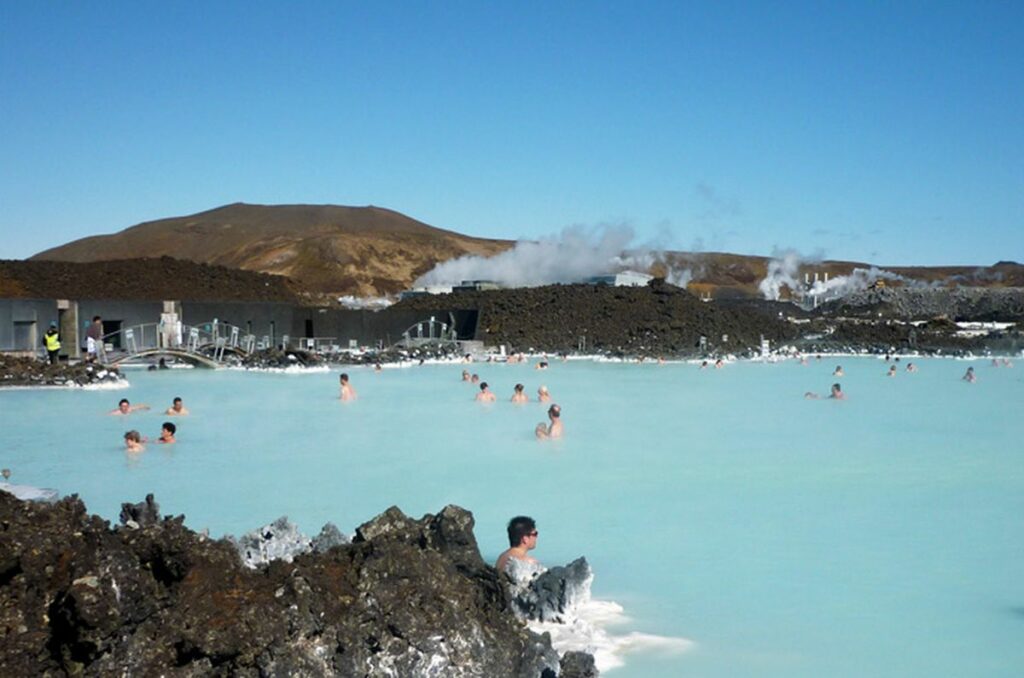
xmin=42 ymin=321 xmax=61 ymax=365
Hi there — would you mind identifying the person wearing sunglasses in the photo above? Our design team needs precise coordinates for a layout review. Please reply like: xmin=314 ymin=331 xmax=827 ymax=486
xmin=495 ymin=516 xmax=540 ymax=574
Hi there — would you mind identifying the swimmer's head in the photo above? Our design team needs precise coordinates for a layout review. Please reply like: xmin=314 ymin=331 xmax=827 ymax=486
xmin=471 ymin=374 xmax=480 ymax=383
xmin=538 ymin=385 xmax=548 ymax=394
xmin=172 ymin=397 xmax=183 ymax=408
xmin=507 ymin=516 xmax=537 ymax=547
xmin=548 ymin=404 xmax=561 ymax=418
xmin=162 ymin=422 xmax=176 ymax=436
xmin=480 ymin=382 xmax=489 ymax=391
xmin=118 ymin=398 xmax=130 ymax=413
xmin=340 ymin=373 xmax=349 ymax=383
xmin=124 ymin=430 xmax=141 ymax=443
xmin=831 ymin=383 xmax=842 ymax=394
xmin=514 ymin=383 xmax=524 ymax=393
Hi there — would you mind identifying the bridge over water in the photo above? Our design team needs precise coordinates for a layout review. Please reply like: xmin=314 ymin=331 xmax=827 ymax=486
xmin=98 ymin=320 xmax=259 ymax=368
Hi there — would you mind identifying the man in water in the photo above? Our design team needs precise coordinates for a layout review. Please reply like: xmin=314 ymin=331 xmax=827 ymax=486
xmin=963 ymin=366 xmax=976 ymax=383
xmin=124 ymin=430 xmax=145 ymax=452
xmin=906 ymin=362 xmax=918 ymax=372
xmin=471 ymin=374 xmax=480 ymax=384
xmin=156 ymin=422 xmax=176 ymax=444
xmin=476 ymin=382 xmax=497 ymax=402
xmin=495 ymin=516 xmax=540 ymax=574
xmin=461 ymin=369 xmax=471 ymax=382
xmin=887 ymin=365 xmax=897 ymax=377
xmin=805 ymin=384 xmax=845 ymax=400
xmin=165 ymin=397 xmax=189 ymax=415
xmin=339 ymin=373 xmax=357 ymax=400
xmin=833 ymin=365 xmax=844 ymax=377
xmin=537 ymin=385 xmax=551 ymax=402
xmin=110 ymin=399 xmax=150 ymax=415
xmin=536 ymin=404 xmax=563 ymax=439
xmin=85 ymin=316 xmax=103 ymax=363
xmin=511 ymin=383 xmax=529 ymax=403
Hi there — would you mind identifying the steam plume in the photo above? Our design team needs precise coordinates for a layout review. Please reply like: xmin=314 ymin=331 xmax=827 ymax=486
xmin=414 ymin=225 xmax=692 ymax=289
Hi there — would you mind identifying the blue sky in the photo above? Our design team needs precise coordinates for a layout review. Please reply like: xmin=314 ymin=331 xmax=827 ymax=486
xmin=1 ymin=1 xmax=1021 ymax=265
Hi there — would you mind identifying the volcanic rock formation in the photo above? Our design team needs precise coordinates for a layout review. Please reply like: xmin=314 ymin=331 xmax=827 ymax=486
xmin=0 ymin=491 xmax=593 ymax=677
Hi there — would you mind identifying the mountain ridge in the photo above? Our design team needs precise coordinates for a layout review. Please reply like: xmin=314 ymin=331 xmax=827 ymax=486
xmin=30 ymin=203 xmax=1024 ymax=299
xmin=32 ymin=203 xmax=512 ymax=297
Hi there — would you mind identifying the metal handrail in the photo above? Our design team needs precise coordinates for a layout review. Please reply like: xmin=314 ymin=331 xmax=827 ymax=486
xmin=99 ymin=320 xmax=255 ymax=364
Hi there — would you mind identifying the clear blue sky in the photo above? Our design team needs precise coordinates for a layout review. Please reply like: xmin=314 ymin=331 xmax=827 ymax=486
xmin=1 ymin=1 xmax=1021 ymax=265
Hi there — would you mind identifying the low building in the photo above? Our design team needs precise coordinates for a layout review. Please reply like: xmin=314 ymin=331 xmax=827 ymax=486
xmin=452 ymin=280 xmax=500 ymax=292
xmin=587 ymin=271 xmax=653 ymax=287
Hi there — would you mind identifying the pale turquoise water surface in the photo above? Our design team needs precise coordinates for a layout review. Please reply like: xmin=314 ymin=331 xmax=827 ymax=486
xmin=2 ymin=357 xmax=1023 ymax=676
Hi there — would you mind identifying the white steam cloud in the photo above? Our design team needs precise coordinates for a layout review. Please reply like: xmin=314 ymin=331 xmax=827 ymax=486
xmin=414 ymin=225 xmax=693 ymax=289
xmin=758 ymin=249 xmax=940 ymax=301
xmin=757 ymin=248 xmax=805 ymax=300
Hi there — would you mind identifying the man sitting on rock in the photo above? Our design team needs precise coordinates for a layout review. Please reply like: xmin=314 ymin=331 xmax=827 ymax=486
xmin=496 ymin=516 xmax=540 ymax=574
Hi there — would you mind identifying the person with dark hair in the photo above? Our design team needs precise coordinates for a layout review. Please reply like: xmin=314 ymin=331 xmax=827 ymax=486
xmin=157 ymin=422 xmax=177 ymax=444
xmin=476 ymin=382 xmax=496 ymax=402
xmin=496 ymin=516 xmax=539 ymax=573
xmin=165 ymin=397 xmax=189 ymax=415
xmin=510 ymin=383 xmax=528 ymax=403
xmin=110 ymin=398 xmax=150 ymax=415
xmin=339 ymin=373 xmax=357 ymax=401
xmin=42 ymin=321 xmax=61 ymax=364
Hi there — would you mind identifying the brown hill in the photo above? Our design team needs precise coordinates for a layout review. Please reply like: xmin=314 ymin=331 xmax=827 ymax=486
xmin=32 ymin=203 xmax=511 ymax=298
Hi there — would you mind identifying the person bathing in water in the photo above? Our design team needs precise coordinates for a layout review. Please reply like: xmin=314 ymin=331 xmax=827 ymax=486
xmin=339 ymin=373 xmax=357 ymax=400
xmin=476 ymin=382 xmax=497 ymax=402
xmin=165 ymin=397 xmax=189 ymax=415
xmin=833 ymin=365 xmax=844 ymax=377
xmin=963 ymin=366 xmax=976 ymax=383
xmin=535 ymin=404 xmax=563 ymax=439
xmin=156 ymin=422 xmax=176 ymax=444
xmin=110 ymin=399 xmax=150 ymax=415
xmin=511 ymin=383 xmax=529 ymax=403
xmin=537 ymin=385 xmax=551 ymax=402
xmin=495 ymin=516 xmax=540 ymax=574
xmin=805 ymin=383 xmax=845 ymax=400
xmin=124 ymin=430 xmax=145 ymax=452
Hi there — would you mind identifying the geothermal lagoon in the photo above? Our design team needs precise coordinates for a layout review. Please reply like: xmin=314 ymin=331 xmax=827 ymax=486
xmin=3 ymin=357 xmax=1023 ymax=676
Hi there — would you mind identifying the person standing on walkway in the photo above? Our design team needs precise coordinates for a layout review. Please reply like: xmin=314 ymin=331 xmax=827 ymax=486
xmin=42 ymin=322 xmax=61 ymax=365
xmin=85 ymin=316 xmax=103 ymax=363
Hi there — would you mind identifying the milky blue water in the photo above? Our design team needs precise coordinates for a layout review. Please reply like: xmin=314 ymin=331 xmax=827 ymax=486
xmin=2 ymin=357 xmax=1023 ymax=677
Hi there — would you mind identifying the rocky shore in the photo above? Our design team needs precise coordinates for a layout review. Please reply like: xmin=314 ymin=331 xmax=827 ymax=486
xmin=0 ymin=491 xmax=597 ymax=677
xmin=0 ymin=355 xmax=126 ymax=388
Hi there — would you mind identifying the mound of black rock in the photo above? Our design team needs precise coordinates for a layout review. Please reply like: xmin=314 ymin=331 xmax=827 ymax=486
xmin=0 ymin=355 xmax=125 ymax=387
xmin=235 ymin=348 xmax=324 ymax=369
xmin=326 ymin=341 xmax=467 ymax=366
xmin=0 ymin=492 xmax=595 ymax=677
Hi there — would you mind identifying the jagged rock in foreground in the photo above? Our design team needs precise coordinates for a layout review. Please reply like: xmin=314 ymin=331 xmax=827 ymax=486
xmin=229 ymin=515 xmax=351 ymax=569
xmin=508 ymin=557 xmax=594 ymax=623
xmin=0 ymin=492 xmax=589 ymax=677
